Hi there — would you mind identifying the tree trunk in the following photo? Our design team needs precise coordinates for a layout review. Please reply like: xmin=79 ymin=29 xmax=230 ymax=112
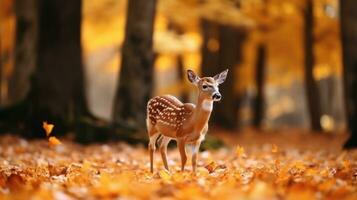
xmin=201 ymin=23 xmax=246 ymax=130
xmin=304 ymin=0 xmax=322 ymax=131
xmin=168 ymin=22 xmax=188 ymax=102
xmin=201 ymin=19 xmax=220 ymax=78
xmin=0 ymin=31 xmax=2 ymax=106
xmin=340 ymin=0 xmax=357 ymax=148
xmin=8 ymin=0 xmax=37 ymax=104
xmin=253 ymin=43 xmax=266 ymax=128
xmin=177 ymin=54 xmax=189 ymax=102
xmin=216 ymin=25 xmax=246 ymax=129
xmin=112 ymin=0 xmax=157 ymax=129
xmin=25 ymin=0 xmax=90 ymax=136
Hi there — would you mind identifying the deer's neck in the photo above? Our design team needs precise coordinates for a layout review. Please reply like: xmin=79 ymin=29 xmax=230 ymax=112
xmin=191 ymin=95 xmax=213 ymax=133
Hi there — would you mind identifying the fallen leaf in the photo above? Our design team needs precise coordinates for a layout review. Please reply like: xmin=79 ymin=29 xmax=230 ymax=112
xmin=204 ymin=161 xmax=217 ymax=173
xmin=235 ymin=145 xmax=246 ymax=158
xmin=48 ymin=164 xmax=67 ymax=176
xmin=81 ymin=160 xmax=92 ymax=172
xmin=196 ymin=167 xmax=210 ymax=177
xmin=0 ymin=133 xmax=356 ymax=199
xmin=43 ymin=121 xmax=54 ymax=136
xmin=343 ymin=160 xmax=350 ymax=170
xmin=294 ymin=161 xmax=306 ymax=171
xmin=49 ymin=136 xmax=61 ymax=146
xmin=158 ymin=170 xmax=171 ymax=181
xmin=272 ymin=144 xmax=279 ymax=153
xmin=6 ymin=174 xmax=25 ymax=190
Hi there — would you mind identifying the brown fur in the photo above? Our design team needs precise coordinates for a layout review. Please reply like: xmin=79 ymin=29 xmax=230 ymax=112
xmin=147 ymin=69 xmax=228 ymax=173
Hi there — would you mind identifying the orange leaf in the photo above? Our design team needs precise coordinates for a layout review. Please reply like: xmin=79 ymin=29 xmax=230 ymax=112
xmin=43 ymin=121 xmax=54 ymax=136
xmin=343 ymin=160 xmax=350 ymax=170
xmin=293 ymin=161 xmax=306 ymax=170
xmin=235 ymin=145 xmax=246 ymax=158
xmin=48 ymin=136 xmax=61 ymax=146
xmin=204 ymin=161 xmax=217 ymax=173
xmin=272 ymin=144 xmax=279 ymax=153
xmin=196 ymin=167 xmax=210 ymax=177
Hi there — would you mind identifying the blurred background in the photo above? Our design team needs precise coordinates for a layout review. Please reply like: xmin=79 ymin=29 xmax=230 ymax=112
xmin=0 ymin=0 xmax=356 ymax=147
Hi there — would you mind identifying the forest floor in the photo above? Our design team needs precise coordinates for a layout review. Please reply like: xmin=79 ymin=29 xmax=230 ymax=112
xmin=0 ymin=130 xmax=356 ymax=200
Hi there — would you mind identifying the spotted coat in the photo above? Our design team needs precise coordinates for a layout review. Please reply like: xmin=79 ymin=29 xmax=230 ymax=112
xmin=147 ymin=95 xmax=194 ymax=131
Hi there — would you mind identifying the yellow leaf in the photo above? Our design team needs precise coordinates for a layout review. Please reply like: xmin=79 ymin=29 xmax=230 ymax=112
xmin=48 ymin=136 xmax=61 ymax=146
xmin=320 ymin=169 xmax=328 ymax=177
xmin=158 ymin=170 xmax=171 ymax=181
xmin=43 ymin=121 xmax=54 ymax=136
xmin=318 ymin=179 xmax=335 ymax=192
xmin=172 ymin=172 xmax=186 ymax=182
xmin=196 ymin=167 xmax=210 ymax=177
xmin=235 ymin=145 xmax=246 ymax=158
xmin=293 ymin=161 xmax=306 ymax=170
xmin=81 ymin=160 xmax=92 ymax=172
xmin=272 ymin=144 xmax=279 ymax=153
xmin=305 ymin=168 xmax=318 ymax=176
xmin=343 ymin=160 xmax=350 ymax=170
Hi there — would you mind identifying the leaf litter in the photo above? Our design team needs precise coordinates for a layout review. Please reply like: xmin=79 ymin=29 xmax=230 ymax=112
xmin=0 ymin=134 xmax=356 ymax=200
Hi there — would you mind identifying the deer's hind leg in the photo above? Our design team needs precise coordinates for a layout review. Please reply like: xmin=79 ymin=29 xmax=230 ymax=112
xmin=159 ymin=136 xmax=171 ymax=171
xmin=147 ymin=119 xmax=160 ymax=173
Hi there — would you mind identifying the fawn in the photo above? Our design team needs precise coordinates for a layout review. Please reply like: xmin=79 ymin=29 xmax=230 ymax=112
xmin=146 ymin=69 xmax=228 ymax=173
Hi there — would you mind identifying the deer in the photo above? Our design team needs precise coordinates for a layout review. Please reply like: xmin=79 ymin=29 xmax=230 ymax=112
xmin=146 ymin=69 xmax=228 ymax=173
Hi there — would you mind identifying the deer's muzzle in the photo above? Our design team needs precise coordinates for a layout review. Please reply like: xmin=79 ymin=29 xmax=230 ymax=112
xmin=212 ymin=93 xmax=222 ymax=101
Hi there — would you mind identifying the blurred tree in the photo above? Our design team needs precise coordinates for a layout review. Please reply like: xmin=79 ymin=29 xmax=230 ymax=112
xmin=0 ymin=0 xmax=93 ymax=137
xmin=216 ymin=25 xmax=246 ymax=129
xmin=304 ymin=0 xmax=322 ymax=131
xmin=201 ymin=20 xmax=219 ymax=77
xmin=27 ymin=0 xmax=92 ymax=136
xmin=168 ymin=22 xmax=189 ymax=102
xmin=340 ymin=0 xmax=357 ymax=148
xmin=8 ymin=0 xmax=37 ymax=104
xmin=253 ymin=43 xmax=266 ymax=128
xmin=112 ymin=0 xmax=157 ymax=129
xmin=0 ymin=0 xmax=16 ymax=105
xmin=201 ymin=19 xmax=246 ymax=129
xmin=177 ymin=55 xmax=189 ymax=102
xmin=0 ymin=35 xmax=2 ymax=105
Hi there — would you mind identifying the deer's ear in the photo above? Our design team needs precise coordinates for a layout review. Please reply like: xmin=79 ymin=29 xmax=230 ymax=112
xmin=187 ymin=70 xmax=200 ymax=85
xmin=213 ymin=69 xmax=228 ymax=85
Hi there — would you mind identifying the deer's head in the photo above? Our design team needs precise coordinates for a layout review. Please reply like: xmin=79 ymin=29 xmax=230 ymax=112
xmin=187 ymin=69 xmax=228 ymax=102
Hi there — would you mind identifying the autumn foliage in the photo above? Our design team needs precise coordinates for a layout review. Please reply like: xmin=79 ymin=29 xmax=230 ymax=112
xmin=0 ymin=134 xmax=356 ymax=200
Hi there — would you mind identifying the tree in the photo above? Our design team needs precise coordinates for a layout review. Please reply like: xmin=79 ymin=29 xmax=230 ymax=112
xmin=201 ymin=20 xmax=220 ymax=79
xmin=176 ymin=55 xmax=189 ymax=102
xmin=8 ymin=0 xmax=37 ymax=104
xmin=340 ymin=0 xmax=357 ymax=148
xmin=253 ymin=43 xmax=266 ymax=128
xmin=112 ymin=0 xmax=157 ymax=129
xmin=303 ymin=0 xmax=323 ymax=131
xmin=0 ymin=0 xmax=16 ymax=106
xmin=29 ymin=0 xmax=92 ymax=136
xmin=0 ymin=0 xmax=92 ymax=137
xmin=201 ymin=20 xmax=246 ymax=129
xmin=0 ymin=32 xmax=2 ymax=105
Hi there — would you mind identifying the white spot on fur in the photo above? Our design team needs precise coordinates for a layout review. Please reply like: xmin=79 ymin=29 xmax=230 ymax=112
xmin=202 ymin=100 xmax=213 ymax=111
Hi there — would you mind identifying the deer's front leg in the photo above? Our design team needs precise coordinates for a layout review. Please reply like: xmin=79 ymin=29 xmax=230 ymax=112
xmin=177 ymin=139 xmax=187 ymax=171
xmin=192 ymin=141 xmax=201 ymax=173
xmin=148 ymin=132 xmax=160 ymax=173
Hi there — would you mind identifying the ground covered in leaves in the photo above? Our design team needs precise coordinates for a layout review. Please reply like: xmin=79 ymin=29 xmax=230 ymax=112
xmin=0 ymin=131 xmax=356 ymax=200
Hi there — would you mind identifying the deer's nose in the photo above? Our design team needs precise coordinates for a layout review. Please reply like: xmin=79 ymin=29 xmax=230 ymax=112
xmin=212 ymin=93 xmax=222 ymax=101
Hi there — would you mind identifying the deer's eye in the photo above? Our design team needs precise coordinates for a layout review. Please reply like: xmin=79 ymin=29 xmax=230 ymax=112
xmin=202 ymin=85 xmax=208 ymax=90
